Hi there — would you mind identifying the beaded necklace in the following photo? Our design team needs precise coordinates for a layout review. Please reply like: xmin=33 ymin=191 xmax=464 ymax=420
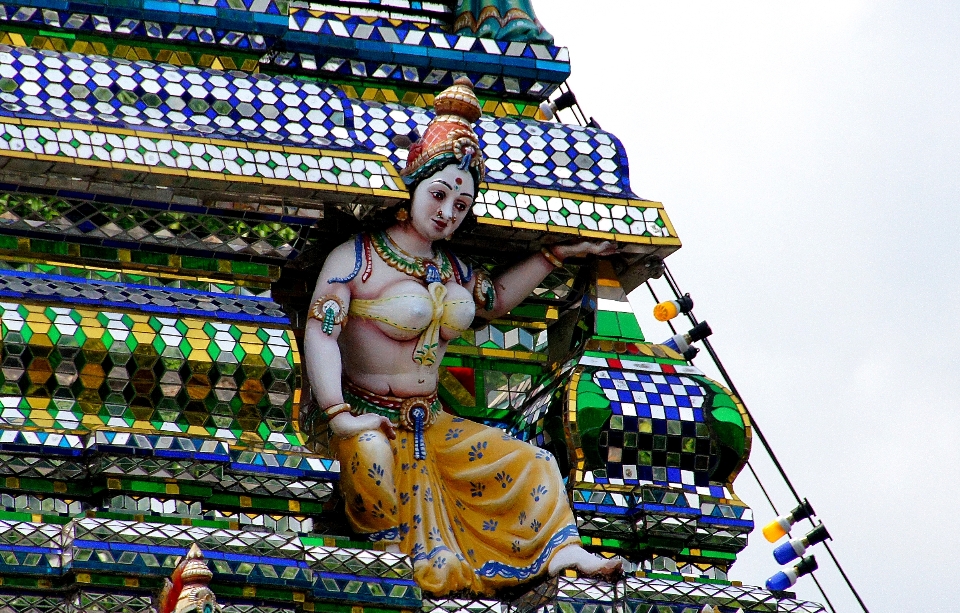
xmin=371 ymin=230 xmax=454 ymax=284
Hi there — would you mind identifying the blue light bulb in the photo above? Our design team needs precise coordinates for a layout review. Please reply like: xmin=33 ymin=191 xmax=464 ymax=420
xmin=766 ymin=555 xmax=818 ymax=592
xmin=766 ymin=570 xmax=794 ymax=591
xmin=772 ymin=524 xmax=829 ymax=566
xmin=773 ymin=539 xmax=803 ymax=565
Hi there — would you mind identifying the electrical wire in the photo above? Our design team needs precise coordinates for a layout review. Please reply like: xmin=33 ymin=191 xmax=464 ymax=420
xmin=659 ymin=263 xmax=871 ymax=613
xmin=651 ymin=264 xmax=837 ymax=610
xmin=558 ymin=78 xmax=870 ymax=613
xmin=744 ymin=462 xmax=838 ymax=613
xmin=557 ymin=82 xmax=590 ymax=127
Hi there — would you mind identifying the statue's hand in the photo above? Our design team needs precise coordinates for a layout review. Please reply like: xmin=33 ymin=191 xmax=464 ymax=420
xmin=553 ymin=240 xmax=617 ymax=260
xmin=329 ymin=412 xmax=397 ymax=440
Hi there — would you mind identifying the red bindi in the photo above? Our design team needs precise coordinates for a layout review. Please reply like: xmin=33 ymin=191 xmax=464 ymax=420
xmin=455 ymin=177 xmax=463 ymax=185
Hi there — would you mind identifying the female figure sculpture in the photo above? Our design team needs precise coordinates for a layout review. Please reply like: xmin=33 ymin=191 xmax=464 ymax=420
xmin=304 ymin=79 xmax=619 ymax=596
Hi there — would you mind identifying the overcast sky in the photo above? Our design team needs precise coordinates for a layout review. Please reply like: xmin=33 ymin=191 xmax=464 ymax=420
xmin=536 ymin=2 xmax=960 ymax=611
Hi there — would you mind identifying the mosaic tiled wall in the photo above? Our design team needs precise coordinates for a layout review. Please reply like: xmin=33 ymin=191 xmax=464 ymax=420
xmin=0 ymin=46 xmax=352 ymax=147
xmin=567 ymin=357 xmax=754 ymax=562
xmin=0 ymin=196 xmax=311 ymax=272
xmin=286 ymin=7 xmax=569 ymax=96
xmin=0 ymin=303 xmax=300 ymax=444
xmin=0 ymin=577 xmax=826 ymax=613
xmin=0 ymin=0 xmax=571 ymax=98
xmin=0 ymin=45 xmax=643 ymax=202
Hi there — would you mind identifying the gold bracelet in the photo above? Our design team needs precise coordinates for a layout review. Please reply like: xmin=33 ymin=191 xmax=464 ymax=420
xmin=540 ymin=246 xmax=564 ymax=268
xmin=324 ymin=402 xmax=352 ymax=420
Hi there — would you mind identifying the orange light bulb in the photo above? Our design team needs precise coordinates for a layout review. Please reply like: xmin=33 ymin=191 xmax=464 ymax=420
xmin=654 ymin=301 xmax=680 ymax=321
xmin=762 ymin=517 xmax=790 ymax=543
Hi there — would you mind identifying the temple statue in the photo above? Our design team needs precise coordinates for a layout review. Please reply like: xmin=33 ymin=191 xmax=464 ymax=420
xmin=302 ymin=79 xmax=619 ymax=596
xmin=453 ymin=0 xmax=554 ymax=44
xmin=157 ymin=545 xmax=222 ymax=613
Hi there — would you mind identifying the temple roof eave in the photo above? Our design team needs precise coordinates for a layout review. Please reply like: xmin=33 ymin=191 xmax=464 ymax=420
xmin=0 ymin=45 xmax=680 ymax=257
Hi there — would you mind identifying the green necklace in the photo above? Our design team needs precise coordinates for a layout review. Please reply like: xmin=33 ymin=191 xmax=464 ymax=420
xmin=371 ymin=230 xmax=454 ymax=284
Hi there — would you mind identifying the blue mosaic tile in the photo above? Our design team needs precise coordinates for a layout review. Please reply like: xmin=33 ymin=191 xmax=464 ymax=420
xmin=0 ymin=3 xmax=280 ymax=48
xmin=0 ymin=269 xmax=290 ymax=324
xmin=0 ymin=46 xmax=356 ymax=150
xmin=591 ymin=369 xmax=721 ymax=493
xmin=285 ymin=9 xmax=570 ymax=95
xmin=353 ymin=98 xmax=634 ymax=196
xmin=4 ymin=0 xmax=572 ymax=94
xmin=0 ymin=45 xmax=636 ymax=200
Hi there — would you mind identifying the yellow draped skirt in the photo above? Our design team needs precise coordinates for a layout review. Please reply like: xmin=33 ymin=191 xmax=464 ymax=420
xmin=334 ymin=409 xmax=580 ymax=596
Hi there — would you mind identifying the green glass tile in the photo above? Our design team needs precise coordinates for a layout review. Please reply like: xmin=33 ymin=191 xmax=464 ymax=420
xmin=595 ymin=311 xmax=622 ymax=338
xmin=232 ymin=261 xmax=270 ymax=277
xmin=508 ymin=304 xmax=548 ymax=318
xmin=699 ymin=549 xmax=737 ymax=560
xmin=575 ymin=379 xmax=612 ymax=470
xmin=617 ymin=311 xmax=645 ymax=341
xmin=130 ymin=251 xmax=170 ymax=266
xmin=30 ymin=238 xmax=69 ymax=256
xmin=79 ymin=244 xmax=119 ymax=260
xmin=180 ymin=255 xmax=219 ymax=272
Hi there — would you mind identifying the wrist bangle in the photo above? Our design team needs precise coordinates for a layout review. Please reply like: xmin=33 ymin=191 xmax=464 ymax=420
xmin=540 ymin=246 xmax=564 ymax=268
xmin=324 ymin=402 xmax=352 ymax=420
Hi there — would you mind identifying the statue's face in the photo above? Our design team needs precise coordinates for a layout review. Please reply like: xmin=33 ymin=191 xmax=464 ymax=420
xmin=409 ymin=164 xmax=475 ymax=242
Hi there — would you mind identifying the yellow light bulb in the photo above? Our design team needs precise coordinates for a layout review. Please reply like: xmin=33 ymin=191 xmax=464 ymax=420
xmin=654 ymin=301 xmax=679 ymax=322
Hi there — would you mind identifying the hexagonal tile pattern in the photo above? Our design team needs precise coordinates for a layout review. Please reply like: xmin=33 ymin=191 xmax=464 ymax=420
xmin=0 ymin=45 xmax=350 ymax=149
xmin=0 ymin=302 xmax=299 ymax=440
xmin=353 ymin=99 xmax=633 ymax=196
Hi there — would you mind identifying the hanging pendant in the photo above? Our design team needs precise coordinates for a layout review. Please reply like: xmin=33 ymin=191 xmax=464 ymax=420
xmin=400 ymin=397 xmax=436 ymax=460
xmin=425 ymin=262 xmax=442 ymax=285
xmin=413 ymin=406 xmax=426 ymax=460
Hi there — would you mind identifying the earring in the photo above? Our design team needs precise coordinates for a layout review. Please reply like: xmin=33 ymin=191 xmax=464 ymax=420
xmin=395 ymin=208 xmax=409 ymax=221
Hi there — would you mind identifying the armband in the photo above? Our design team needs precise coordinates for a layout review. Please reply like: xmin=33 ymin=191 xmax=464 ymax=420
xmin=309 ymin=295 xmax=348 ymax=335
xmin=540 ymin=246 xmax=564 ymax=268
xmin=472 ymin=270 xmax=496 ymax=312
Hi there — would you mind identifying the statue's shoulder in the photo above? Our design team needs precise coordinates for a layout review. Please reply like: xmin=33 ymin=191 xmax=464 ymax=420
xmin=325 ymin=233 xmax=370 ymax=286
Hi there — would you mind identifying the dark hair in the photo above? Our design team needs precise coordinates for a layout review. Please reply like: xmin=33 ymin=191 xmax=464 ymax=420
xmin=397 ymin=154 xmax=481 ymax=236
xmin=402 ymin=152 xmax=482 ymax=198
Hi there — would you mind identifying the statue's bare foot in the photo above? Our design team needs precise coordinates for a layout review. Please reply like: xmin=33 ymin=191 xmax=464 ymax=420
xmin=548 ymin=544 xmax=623 ymax=579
